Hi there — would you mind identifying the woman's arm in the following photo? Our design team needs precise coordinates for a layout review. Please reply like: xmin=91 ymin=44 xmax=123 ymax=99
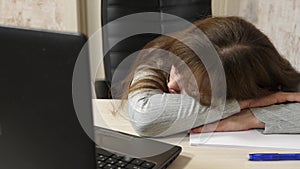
xmin=239 ymin=92 xmax=300 ymax=109
xmin=128 ymin=91 xmax=240 ymax=137
xmin=190 ymin=103 xmax=300 ymax=134
xmin=190 ymin=109 xmax=265 ymax=133
xmin=241 ymin=92 xmax=300 ymax=134
xmin=128 ymin=67 xmax=240 ymax=137
xmin=190 ymin=93 xmax=300 ymax=134
xmin=251 ymin=103 xmax=300 ymax=134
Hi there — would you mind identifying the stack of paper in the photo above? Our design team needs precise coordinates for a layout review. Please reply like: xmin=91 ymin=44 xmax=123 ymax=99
xmin=190 ymin=130 xmax=300 ymax=150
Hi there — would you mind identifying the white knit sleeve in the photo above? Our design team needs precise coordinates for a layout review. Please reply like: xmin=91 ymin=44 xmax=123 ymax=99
xmin=128 ymin=66 xmax=240 ymax=137
xmin=251 ymin=103 xmax=300 ymax=134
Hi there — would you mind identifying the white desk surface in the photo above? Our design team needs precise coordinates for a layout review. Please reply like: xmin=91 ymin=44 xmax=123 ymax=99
xmin=93 ymin=99 xmax=300 ymax=169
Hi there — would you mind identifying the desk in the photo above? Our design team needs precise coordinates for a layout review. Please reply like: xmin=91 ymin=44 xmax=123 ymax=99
xmin=93 ymin=99 xmax=300 ymax=169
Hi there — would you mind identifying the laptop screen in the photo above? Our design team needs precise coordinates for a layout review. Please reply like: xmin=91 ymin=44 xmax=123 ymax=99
xmin=0 ymin=26 xmax=96 ymax=169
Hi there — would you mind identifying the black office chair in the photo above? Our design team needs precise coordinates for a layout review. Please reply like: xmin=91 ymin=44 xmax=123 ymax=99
xmin=95 ymin=0 xmax=212 ymax=99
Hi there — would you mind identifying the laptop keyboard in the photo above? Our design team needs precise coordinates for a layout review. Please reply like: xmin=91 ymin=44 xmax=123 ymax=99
xmin=96 ymin=148 xmax=156 ymax=169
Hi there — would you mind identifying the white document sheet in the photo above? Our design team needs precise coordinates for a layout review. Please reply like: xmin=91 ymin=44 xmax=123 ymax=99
xmin=190 ymin=130 xmax=300 ymax=150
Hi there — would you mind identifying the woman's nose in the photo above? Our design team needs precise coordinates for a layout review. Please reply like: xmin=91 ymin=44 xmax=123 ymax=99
xmin=167 ymin=79 xmax=180 ymax=94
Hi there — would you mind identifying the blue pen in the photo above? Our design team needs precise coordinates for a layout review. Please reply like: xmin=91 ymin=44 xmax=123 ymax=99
xmin=249 ymin=153 xmax=300 ymax=161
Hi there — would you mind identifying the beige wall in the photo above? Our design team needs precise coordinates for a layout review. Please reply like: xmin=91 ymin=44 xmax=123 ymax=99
xmin=213 ymin=0 xmax=300 ymax=71
xmin=0 ymin=0 xmax=77 ymax=32
xmin=254 ymin=0 xmax=300 ymax=70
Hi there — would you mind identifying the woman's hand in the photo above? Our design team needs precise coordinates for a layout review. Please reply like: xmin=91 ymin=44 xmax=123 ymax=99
xmin=190 ymin=109 xmax=265 ymax=133
xmin=239 ymin=92 xmax=300 ymax=109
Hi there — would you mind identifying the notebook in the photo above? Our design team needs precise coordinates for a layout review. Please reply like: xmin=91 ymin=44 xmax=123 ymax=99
xmin=0 ymin=25 xmax=181 ymax=169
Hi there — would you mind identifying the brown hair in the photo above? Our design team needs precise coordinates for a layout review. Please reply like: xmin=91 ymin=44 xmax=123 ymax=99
xmin=120 ymin=16 xmax=300 ymax=105
xmin=193 ymin=17 xmax=300 ymax=100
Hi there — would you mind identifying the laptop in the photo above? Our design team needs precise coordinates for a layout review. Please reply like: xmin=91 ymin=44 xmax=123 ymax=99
xmin=0 ymin=25 xmax=181 ymax=169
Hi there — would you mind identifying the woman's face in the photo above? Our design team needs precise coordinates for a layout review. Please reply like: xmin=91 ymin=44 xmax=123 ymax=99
xmin=167 ymin=65 xmax=200 ymax=97
xmin=167 ymin=65 xmax=181 ymax=94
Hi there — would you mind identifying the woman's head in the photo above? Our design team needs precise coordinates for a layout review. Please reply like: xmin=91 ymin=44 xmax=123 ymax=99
xmin=168 ymin=16 xmax=300 ymax=102
xmin=206 ymin=17 xmax=300 ymax=99
xmin=127 ymin=16 xmax=300 ymax=104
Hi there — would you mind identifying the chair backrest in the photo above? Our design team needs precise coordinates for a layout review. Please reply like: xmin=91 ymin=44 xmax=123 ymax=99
xmin=97 ymin=0 xmax=211 ymax=98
